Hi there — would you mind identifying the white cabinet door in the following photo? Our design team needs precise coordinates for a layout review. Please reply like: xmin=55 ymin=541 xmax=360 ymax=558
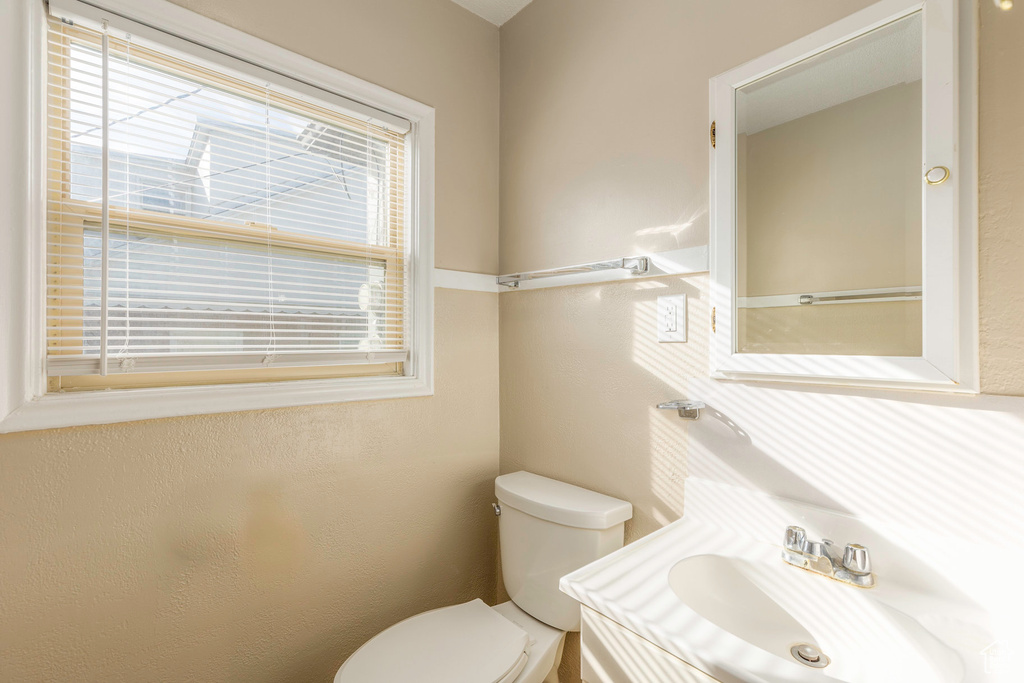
xmin=708 ymin=0 xmax=977 ymax=392
xmin=580 ymin=607 xmax=721 ymax=683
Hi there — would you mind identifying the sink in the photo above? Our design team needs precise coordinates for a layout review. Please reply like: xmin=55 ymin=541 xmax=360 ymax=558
xmin=560 ymin=483 xmax=982 ymax=683
xmin=669 ymin=554 xmax=816 ymax=658
xmin=667 ymin=554 xmax=963 ymax=683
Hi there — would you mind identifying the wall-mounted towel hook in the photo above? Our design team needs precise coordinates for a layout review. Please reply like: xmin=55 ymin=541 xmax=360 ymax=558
xmin=657 ymin=400 xmax=706 ymax=420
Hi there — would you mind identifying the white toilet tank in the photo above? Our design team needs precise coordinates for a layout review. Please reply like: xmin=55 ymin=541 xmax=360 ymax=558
xmin=495 ymin=471 xmax=632 ymax=632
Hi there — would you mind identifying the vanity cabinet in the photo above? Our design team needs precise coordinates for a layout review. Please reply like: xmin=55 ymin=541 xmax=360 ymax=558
xmin=580 ymin=607 xmax=721 ymax=683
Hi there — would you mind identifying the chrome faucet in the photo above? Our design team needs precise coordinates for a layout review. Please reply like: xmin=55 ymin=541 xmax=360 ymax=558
xmin=782 ymin=526 xmax=875 ymax=588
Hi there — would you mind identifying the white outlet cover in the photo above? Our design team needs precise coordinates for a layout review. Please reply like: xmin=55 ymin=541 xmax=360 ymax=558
xmin=657 ymin=295 xmax=687 ymax=343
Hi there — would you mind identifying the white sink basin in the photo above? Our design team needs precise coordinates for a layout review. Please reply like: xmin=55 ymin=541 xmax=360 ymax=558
xmin=559 ymin=482 xmax=989 ymax=683
xmin=667 ymin=554 xmax=963 ymax=683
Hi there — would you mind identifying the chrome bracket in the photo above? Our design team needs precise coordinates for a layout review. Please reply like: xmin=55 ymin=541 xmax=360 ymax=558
xmin=657 ymin=400 xmax=706 ymax=420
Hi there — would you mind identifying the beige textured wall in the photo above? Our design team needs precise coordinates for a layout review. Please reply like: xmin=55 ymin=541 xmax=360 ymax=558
xmin=0 ymin=288 xmax=499 ymax=682
xmin=500 ymin=277 xmax=707 ymax=540
xmin=499 ymin=0 xmax=879 ymax=274
xmin=500 ymin=1 xmax=1024 ymax=681
xmin=979 ymin=0 xmax=1024 ymax=395
xmin=0 ymin=0 xmax=501 ymax=680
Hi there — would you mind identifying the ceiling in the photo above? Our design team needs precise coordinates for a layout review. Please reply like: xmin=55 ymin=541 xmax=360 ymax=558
xmin=450 ymin=0 xmax=534 ymax=26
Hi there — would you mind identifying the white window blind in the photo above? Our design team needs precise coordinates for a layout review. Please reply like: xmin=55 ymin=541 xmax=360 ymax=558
xmin=45 ymin=18 xmax=412 ymax=386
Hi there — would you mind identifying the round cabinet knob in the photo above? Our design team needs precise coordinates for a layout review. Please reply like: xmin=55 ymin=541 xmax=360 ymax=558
xmin=842 ymin=543 xmax=872 ymax=575
xmin=925 ymin=166 xmax=950 ymax=185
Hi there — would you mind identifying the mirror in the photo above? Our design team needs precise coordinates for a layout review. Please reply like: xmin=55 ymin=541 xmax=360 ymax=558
xmin=736 ymin=13 xmax=923 ymax=356
xmin=709 ymin=0 xmax=976 ymax=391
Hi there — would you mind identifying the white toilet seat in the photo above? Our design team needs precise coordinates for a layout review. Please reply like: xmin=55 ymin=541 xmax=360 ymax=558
xmin=334 ymin=599 xmax=530 ymax=683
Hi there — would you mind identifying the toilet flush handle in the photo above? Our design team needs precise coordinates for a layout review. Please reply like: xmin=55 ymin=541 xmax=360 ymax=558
xmin=492 ymin=503 xmax=501 ymax=516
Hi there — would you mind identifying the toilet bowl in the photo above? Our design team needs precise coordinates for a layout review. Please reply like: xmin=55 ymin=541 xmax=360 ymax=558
xmin=334 ymin=471 xmax=632 ymax=683
xmin=334 ymin=599 xmax=564 ymax=683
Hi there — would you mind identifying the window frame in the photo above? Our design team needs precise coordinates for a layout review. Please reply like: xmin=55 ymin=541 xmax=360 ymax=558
xmin=0 ymin=0 xmax=435 ymax=432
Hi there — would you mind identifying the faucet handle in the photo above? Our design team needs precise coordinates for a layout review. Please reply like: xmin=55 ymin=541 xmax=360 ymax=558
xmin=784 ymin=526 xmax=806 ymax=552
xmin=842 ymin=543 xmax=872 ymax=576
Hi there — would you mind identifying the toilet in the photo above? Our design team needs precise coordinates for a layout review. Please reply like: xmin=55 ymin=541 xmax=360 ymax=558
xmin=334 ymin=471 xmax=632 ymax=683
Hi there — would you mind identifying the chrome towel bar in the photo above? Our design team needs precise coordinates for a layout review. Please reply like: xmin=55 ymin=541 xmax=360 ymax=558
xmin=738 ymin=286 xmax=922 ymax=309
xmin=496 ymin=257 xmax=649 ymax=288
xmin=798 ymin=289 xmax=922 ymax=305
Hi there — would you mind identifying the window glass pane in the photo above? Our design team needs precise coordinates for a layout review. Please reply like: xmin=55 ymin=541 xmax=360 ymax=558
xmin=82 ymin=228 xmax=390 ymax=356
xmin=46 ymin=19 xmax=409 ymax=383
xmin=67 ymin=42 xmax=392 ymax=246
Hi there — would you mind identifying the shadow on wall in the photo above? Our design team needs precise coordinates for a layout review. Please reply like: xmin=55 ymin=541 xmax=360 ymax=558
xmin=620 ymin=272 xmax=1024 ymax=550
xmin=628 ymin=276 xmax=1000 ymax=616
xmin=685 ymin=378 xmax=1024 ymax=548
xmin=629 ymin=278 xmax=848 ymax=520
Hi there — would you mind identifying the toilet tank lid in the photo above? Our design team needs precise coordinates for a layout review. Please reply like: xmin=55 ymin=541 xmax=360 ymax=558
xmin=495 ymin=471 xmax=632 ymax=530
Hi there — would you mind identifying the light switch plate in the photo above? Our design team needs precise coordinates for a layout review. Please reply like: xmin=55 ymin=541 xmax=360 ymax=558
xmin=657 ymin=295 xmax=687 ymax=342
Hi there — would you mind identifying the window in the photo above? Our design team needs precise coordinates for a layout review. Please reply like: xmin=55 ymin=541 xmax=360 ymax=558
xmin=0 ymin=0 xmax=433 ymax=431
xmin=48 ymin=17 xmax=414 ymax=390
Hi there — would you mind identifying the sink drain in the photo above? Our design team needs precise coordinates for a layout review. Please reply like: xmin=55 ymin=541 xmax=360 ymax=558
xmin=791 ymin=643 xmax=831 ymax=668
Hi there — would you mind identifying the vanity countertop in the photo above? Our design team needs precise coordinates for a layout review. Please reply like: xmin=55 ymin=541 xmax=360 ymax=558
xmin=559 ymin=481 xmax=999 ymax=683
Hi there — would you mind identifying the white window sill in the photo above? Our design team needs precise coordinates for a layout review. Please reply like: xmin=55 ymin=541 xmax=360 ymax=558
xmin=0 ymin=374 xmax=433 ymax=433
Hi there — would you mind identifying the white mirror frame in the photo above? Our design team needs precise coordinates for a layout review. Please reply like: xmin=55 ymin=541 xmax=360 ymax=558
xmin=709 ymin=0 xmax=978 ymax=392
